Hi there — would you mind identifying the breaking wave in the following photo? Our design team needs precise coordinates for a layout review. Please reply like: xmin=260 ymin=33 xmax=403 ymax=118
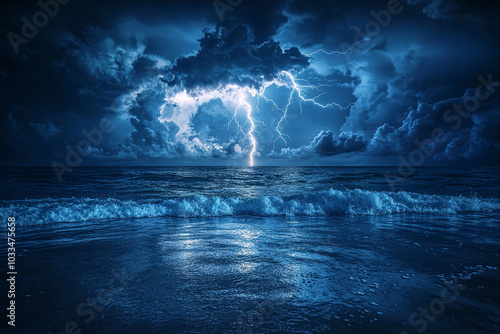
xmin=1 ymin=189 xmax=499 ymax=225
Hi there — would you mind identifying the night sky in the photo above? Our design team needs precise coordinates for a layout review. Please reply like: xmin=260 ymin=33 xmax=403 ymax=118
xmin=1 ymin=0 xmax=500 ymax=166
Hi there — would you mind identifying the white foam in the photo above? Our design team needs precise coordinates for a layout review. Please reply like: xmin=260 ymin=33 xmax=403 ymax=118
xmin=1 ymin=189 xmax=499 ymax=225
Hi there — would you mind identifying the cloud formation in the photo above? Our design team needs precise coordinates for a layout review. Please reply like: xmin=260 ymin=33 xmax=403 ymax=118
xmin=171 ymin=20 xmax=310 ymax=90
xmin=368 ymin=84 xmax=500 ymax=163
xmin=1 ymin=0 xmax=500 ymax=166
xmin=273 ymin=130 xmax=367 ymax=158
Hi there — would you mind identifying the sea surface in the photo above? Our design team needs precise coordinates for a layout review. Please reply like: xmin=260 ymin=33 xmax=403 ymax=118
xmin=0 ymin=167 xmax=499 ymax=334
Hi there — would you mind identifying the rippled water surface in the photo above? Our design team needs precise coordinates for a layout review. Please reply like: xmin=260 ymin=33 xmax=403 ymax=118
xmin=0 ymin=167 xmax=499 ymax=333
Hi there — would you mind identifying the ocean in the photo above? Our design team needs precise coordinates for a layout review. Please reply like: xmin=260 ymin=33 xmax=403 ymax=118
xmin=0 ymin=167 xmax=499 ymax=334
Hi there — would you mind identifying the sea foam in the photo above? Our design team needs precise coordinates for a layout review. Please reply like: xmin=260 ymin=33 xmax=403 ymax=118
xmin=1 ymin=189 xmax=499 ymax=225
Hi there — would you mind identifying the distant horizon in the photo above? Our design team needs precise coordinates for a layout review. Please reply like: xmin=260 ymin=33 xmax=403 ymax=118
xmin=2 ymin=164 xmax=498 ymax=168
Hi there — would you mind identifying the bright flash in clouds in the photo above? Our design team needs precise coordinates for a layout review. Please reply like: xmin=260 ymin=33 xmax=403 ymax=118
xmin=159 ymin=71 xmax=353 ymax=166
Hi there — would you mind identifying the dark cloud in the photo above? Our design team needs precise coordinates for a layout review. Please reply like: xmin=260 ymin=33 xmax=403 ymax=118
xmin=30 ymin=121 xmax=62 ymax=140
xmin=408 ymin=0 xmax=500 ymax=22
xmin=368 ymin=84 xmax=500 ymax=163
xmin=273 ymin=130 xmax=367 ymax=158
xmin=222 ymin=0 xmax=288 ymax=43
xmin=224 ymin=141 xmax=243 ymax=157
xmin=171 ymin=20 xmax=310 ymax=90
xmin=1 ymin=0 xmax=500 ymax=166
xmin=281 ymin=0 xmax=392 ymax=49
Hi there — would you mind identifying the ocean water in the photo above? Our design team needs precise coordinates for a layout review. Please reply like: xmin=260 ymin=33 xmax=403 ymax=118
xmin=0 ymin=167 xmax=499 ymax=333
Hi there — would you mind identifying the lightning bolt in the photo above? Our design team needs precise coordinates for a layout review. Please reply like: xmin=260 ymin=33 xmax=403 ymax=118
xmin=259 ymin=70 xmax=354 ymax=148
xmin=257 ymin=93 xmax=289 ymax=146
xmin=224 ymin=70 xmax=355 ymax=163
xmin=302 ymin=37 xmax=370 ymax=56
xmin=251 ymin=41 xmax=367 ymax=149
xmin=228 ymin=92 xmax=258 ymax=166
xmin=167 ymin=46 xmax=357 ymax=167
xmin=162 ymin=39 xmax=368 ymax=166
xmin=279 ymin=70 xmax=355 ymax=110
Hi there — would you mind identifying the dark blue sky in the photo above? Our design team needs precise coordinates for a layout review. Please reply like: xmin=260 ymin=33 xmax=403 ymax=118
xmin=1 ymin=0 xmax=500 ymax=166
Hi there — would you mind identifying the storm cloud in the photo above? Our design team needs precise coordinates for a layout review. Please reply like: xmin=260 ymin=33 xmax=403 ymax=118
xmin=274 ymin=130 xmax=367 ymax=158
xmin=171 ymin=20 xmax=310 ymax=90
xmin=1 ymin=0 xmax=500 ymax=166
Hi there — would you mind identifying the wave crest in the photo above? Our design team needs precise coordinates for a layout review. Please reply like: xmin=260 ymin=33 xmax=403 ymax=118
xmin=1 ymin=189 xmax=499 ymax=224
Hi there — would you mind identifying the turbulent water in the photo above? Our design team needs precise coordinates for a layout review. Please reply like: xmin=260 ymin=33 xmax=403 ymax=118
xmin=0 ymin=167 xmax=499 ymax=333
xmin=2 ymin=167 xmax=499 ymax=224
